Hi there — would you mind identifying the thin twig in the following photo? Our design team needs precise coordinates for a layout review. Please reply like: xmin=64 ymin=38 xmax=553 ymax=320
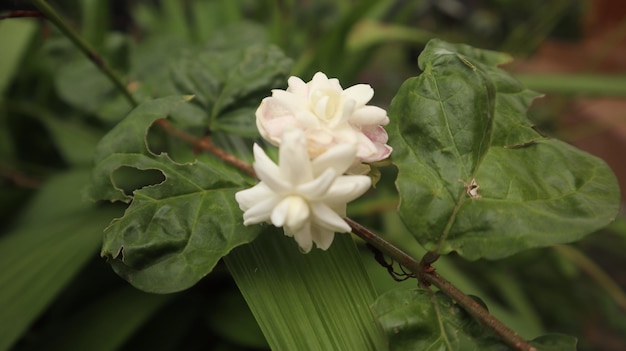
xmin=0 ymin=10 xmax=45 ymax=20
xmin=27 ymin=0 xmax=138 ymax=107
xmin=345 ymin=217 xmax=537 ymax=351
xmin=0 ymin=167 xmax=41 ymax=188
xmin=154 ymin=119 xmax=256 ymax=178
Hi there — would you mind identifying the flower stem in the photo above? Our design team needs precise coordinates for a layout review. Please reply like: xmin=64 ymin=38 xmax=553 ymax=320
xmin=27 ymin=0 xmax=138 ymax=108
xmin=344 ymin=217 xmax=537 ymax=351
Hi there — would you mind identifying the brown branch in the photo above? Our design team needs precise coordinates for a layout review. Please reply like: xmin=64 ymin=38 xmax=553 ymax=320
xmin=0 ymin=10 xmax=45 ymax=20
xmin=0 ymin=167 xmax=41 ymax=188
xmin=153 ymin=119 xmax=256 ymax=178
xmin=345 ymin=217 xmax=537 ymax=351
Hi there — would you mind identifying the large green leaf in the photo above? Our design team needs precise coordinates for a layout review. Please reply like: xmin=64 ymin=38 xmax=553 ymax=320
xmin=89 ymin=96 xmax=260 ymax=293
xmin=388 ymin=39 xmax=620 ymax=259
xmin=372 ymin=289 xmax=577 ymax=351
xmin=225 ymin=230 xmax=387 ymax=351
xmin=169 ymin=43 xmax=292 ymax=130
xmin=0 ymin=170 xmax=121 ymax=351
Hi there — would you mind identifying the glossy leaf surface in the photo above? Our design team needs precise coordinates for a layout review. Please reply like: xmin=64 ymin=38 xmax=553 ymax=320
xmin=388 ymin=39 xmax=620 ymax=259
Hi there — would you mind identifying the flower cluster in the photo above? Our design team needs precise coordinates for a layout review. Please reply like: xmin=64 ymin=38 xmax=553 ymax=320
xmin=256 ymin=72 xmax=392 ymax=168
xmin=235 ymin=72 xmax=392 ymax=252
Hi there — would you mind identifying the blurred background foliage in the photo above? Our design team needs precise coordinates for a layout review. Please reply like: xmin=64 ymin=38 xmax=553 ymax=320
xmin=1 ymin=0 xmax=625 ymax=350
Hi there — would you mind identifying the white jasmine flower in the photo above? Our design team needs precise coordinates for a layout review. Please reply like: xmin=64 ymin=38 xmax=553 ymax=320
xmin=235 ymin=129 xmax=372 ymax=253
xmin=255 ymin=72 xmax=392 ymax=166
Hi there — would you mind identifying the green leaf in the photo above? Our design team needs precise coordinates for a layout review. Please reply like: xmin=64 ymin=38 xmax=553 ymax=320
xmin=372 ymin=289 xmax=576 ymax=351
xmin=54 ymin=36 xmax=133 ymax=123
xmin=206 ymin=289 xmax=268 ymax=349
xmin=203 ymin=22 xmax=268 ymax=50
xmin=89 ymin=96 xmax=260 ymax=293
xmin=169 ymin=43 xmax=292 ymax=124
xmin=0 ymin=19 xmax=37 ymax=96
xmin=38 ymin=114 xmax=103 ymax=166
xmin=225 ymin=231 xmax=387 ymax=351
xmin=211 ymin=106 xmax=260 ymax=137
xmin=0 ymin=170 xmax=121 ymax=351
xmin=43 ymin=287 xmax=170 ymax=351
xmin=388 ymin=39 xmax=620 ymax=259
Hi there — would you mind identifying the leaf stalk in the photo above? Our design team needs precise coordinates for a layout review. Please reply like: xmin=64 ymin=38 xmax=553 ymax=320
xmin=27 ymin=0 xmax=138 ymax=107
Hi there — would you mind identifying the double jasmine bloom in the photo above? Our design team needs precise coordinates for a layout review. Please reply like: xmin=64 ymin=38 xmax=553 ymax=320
xmin=235 ymin=72 xmax=392 ymax=253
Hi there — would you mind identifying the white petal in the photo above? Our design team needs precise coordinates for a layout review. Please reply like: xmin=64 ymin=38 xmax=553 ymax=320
xmin=296 ymin=111 xmax=322 ymax=129
xmin=312 ymin=72 xmax=329 ymax=80
xmin=350 ymin=106 xmax=388 ymax=126
xmin=285 ymin=197 xmax=310 ymax=231
xmin=328 ymin=78 xmax=342 ymax=90
xmin=360 ymin=126 xmax=392 ymax=162
xmin=252 ymin=144 xmax=279 ymax=178
xmin=362 ymin=144 xmax=393 ymax=163
xmin=331 ymin=124 xmax=360 ymax=144
xmin=297 ymin=168 xmax=337 ymax=199
xmin=235 ymin=183 xmax=274 ymax=210
xmin=343 ymin=84 xmax=374 ymax=106
xmin=354 ymin=133 xmax=380 ymax=160
xmin=242 ymin=196 xmax=281 ymax=225
xmin=257 ymin=116 xmax=298 ymax=145
xmin=270 ymin=197 xmax=289 ymax=227
xmin=291 ymin=223 xmax=313 ymax=253
xmin=279 ymin=129 xmax=314 ymax=185
xmin=253 ymin=144 xmax=291 ymax=194
xmin=314 ymin=95 xmax=330 ymax=119
xmin=309 ymin=72 xmax=330 ymax=92
xmin=271 ymin=196 xmax=310 ymax=232
xmin=271 ymin=90 xmax=308 ymax=110
xmin=311 ymin=143 xmax=357 ymax=176
xmin=323 ymin=175 xmax=371 ymax=205
xmin=310 ymin=202 xmax=351 ymax=233
xmin=337 ymin=98 xmax=356 ymax=126
xmin=287 ymin=76 xmax=308 ymax=96
xmin=362 ymin=125 xmax=389 ymax=143
xmin=310 ymin=225 xmax=335 ymax=250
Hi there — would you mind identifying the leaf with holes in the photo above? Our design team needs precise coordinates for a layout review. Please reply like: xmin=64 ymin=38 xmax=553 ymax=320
xmin=388 ymin=39 xmax=620 ymax=259
xmin=372 ymin=289 xmax=577 ymax=351
xmin=88 ymin=96 xmax=260 ymax=293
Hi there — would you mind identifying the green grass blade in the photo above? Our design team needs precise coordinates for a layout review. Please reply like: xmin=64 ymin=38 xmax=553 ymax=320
xmin=515 ymin=73 xmax=626 ymax=97
xmin=0 ymin=170 xmax=121 ymax=351
xmin=225 ymin=230 xmax=387 ymax=351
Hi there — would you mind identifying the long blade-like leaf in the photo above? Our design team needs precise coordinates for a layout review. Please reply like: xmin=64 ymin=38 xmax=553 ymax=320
xmin=225 ymin=231 xmax=387 ymax=351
